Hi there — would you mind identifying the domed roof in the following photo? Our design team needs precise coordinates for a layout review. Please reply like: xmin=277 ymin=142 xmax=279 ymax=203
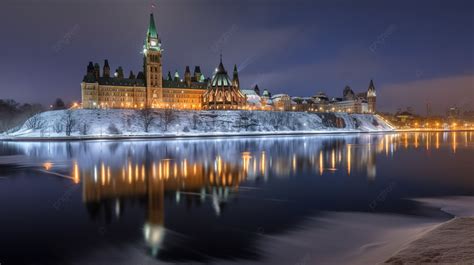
xmin=210 ymin=59 xmax=232 ymax=87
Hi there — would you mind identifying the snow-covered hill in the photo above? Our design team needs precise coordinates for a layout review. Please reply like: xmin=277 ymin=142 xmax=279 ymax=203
xmin=4 ymin=109 xmax=393 ymax=139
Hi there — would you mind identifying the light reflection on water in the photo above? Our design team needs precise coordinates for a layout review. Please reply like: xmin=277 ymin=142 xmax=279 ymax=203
xmin=0 ymin=131 xmax=473 ymax=264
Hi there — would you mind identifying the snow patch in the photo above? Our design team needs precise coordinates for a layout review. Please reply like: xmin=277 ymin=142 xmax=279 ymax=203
xmin=5 ymin=109 xmax=393 ymax=139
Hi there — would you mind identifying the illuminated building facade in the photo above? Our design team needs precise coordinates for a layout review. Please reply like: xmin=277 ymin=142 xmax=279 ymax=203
xmin=202 ymin=59 xmax=246 ymax=110
xmin=80 ymin=13 xmax=376 ymax=113
xmin=81 ymin=13 xmax=210 ymax=110
xmin=290 ymin=80 xmax=377 ymax=113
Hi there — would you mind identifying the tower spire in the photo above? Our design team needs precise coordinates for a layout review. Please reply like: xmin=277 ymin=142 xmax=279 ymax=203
xmin=147 ymin=13 xmax=158 ymax=39
xmin=232 ymin=64 xmax=240 ymax=89
xmin=144 ymin=13 xmax=161 ymax=52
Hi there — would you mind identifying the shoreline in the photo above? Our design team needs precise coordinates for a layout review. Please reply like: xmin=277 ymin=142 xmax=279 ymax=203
xmin=383 ymin=196 xmax=474 ymax=264
xmin=384 ymin=217 xmax=474 ymax=264
xmin=2 ymin=129 xmax=472 ymax=142
xmin=0 ymin=129 xmax=395 ymax=142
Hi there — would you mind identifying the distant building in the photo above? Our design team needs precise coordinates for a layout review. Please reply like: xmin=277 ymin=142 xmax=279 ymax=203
xmin=292 ymin=80 xmax=377 ymax=114
xmin=272 ymin=94 xmax=293 ymax=111
xmin=447 ymin=107 xmax=461 ymax=119
xmin=241 ymin=89 xmax=262 ymax=109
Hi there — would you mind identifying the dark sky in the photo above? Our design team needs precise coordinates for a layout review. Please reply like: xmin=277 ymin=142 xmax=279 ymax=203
xmin=0 ymin=0 xmax=473 ymax=114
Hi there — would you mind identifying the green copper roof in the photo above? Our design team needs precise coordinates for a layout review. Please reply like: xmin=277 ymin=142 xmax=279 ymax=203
xmin=143 ymin=13 xmax=162 ymax=52
xmin=147 ymin=13 xmax=158 ymax=39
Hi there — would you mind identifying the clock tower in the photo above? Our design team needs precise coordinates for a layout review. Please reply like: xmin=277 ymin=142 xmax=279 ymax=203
xmin=143 ymin=13 xmax=163 ymax=108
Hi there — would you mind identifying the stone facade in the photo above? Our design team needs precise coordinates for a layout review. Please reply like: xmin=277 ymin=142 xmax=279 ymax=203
xmin=81 ymin=13 xmax=209 ymax=110
xmin=202 ymin=60 xmax=246 ymax=110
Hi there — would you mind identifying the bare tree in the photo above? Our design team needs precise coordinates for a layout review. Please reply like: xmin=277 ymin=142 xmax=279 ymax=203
xmin=0 ymin=99 xmax=44 ymax=133
xmin=138 ymin=108 xmax=155 ymax=133
xmin=24 ymin=114 xmax=46 ymax=130
xmin=191 ymin=113 xmax=199 ymax=130
xmin=63 ymin=110 xmax=76 ymax=136
xmin=269 ymin=111 xmax=285 ymax=130
xmin=107 ymin=123 xmax=121 ymax=135
xmin=237 ymin=111 xmax=255 ymax=131
xmin=79 ymin=122 xmax=89 ymax=135
xmin=53 ymin=120 xmax=63 ymax=133
xmin=161 ymin=108 xmax=176 ymax=131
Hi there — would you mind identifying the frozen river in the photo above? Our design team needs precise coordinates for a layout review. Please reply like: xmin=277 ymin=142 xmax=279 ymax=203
xmin=0 ymin=132 xmax=473 ymax=264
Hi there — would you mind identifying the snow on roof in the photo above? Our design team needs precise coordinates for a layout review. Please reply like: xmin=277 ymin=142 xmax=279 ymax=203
xmin=241 ymin=89 xmax=257 ymax=96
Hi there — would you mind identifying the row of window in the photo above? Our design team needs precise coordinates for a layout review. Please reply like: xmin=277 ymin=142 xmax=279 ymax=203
xmin=98 ymin=97 xmax=145 ymax=102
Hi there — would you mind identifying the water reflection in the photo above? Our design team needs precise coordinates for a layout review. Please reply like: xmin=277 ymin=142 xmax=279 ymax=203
xmin=1 ymin=131 xmax=473 ymax=262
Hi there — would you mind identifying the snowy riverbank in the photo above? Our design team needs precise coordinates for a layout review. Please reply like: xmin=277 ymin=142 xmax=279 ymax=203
xmin=383 ymin=197 xmax=474 ymax=264
xmin=2 ymin=109 xmax=393 ymax=140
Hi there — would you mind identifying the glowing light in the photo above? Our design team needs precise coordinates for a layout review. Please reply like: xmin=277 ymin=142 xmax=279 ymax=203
xmin=436 ymin=132 xmax=440 ymax=149
xmin=101 ymin=163 xmax=106 ymax=186
xmin=331 ymin=149 xmax=336 ymax=169
xmin=73 ymin=161 xmax=80 ymax=184
xmin=319 ymin=151 xmax=324 ymax=176
xmin=452 ymin=132 xmax=457 ymax=153
xmin=43 ymin=162 xmax=53 ymax=170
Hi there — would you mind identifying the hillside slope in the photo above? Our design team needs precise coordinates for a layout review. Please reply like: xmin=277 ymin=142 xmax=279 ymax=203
xmin=5 ymin=109 xmax=393 ymax=138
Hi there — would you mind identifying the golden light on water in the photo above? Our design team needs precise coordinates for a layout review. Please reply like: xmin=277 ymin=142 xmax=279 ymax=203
xmin=331 ymin=149 xmax=336 ymax=169
xmin=436 ymin=132 xmax=440 ymax=149
xmin=60 ymin=132 xmax=472 ymax=197
xmin=319 ymin=151 xmax=324 ymax=176
xmin=43 ymin=162 xmax=53 ymax=170
xmin=453 ymin=132 xmax=457 ymax=153
xmin=292 ymin=154 xmax=296 ymax=172
xmin=101 ymin=162 xmax=105 ymax=186
xmin=73 ymin=161 xmax=80 ymax=184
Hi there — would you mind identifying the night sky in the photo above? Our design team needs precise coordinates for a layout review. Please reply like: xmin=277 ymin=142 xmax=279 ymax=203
xmin=0 ymin=0 xmax=472 ymax=114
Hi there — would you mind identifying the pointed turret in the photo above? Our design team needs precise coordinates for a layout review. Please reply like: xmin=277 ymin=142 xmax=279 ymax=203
xmin=93 ymin=63 xmax=100 ymax=80
xmin=87 ymin=62 xmax=94 ymax=74
xmin=367 ymin=80 xmax=376 ymax=113
xmin=184 ymin=66 xmax=191 ymax=86
xmin=129 ymin=70 xmax=135 ymax=79
xmin=367 ymin=79 xmax=376 ymax=97
xmin=253 ymin=84 xmax=260 ymax=96
xmin=103 ymin=59 xmax=110 ymax=78
xmin=215 ymin=54 xmax=227 ymax=74
xmin=194 ymin=66 xmax=202 ymax=82
xmin=232 ymin=64 xmax=240 ymax=89
xmin=167 ymin=71 xmax=172 ymax=81
xmin=174 ymin=70 xmax=180 ymax=82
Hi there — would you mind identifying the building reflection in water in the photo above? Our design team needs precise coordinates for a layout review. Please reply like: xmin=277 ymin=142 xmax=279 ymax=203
xmin=6 ymin=132 xmax=472 ymax=257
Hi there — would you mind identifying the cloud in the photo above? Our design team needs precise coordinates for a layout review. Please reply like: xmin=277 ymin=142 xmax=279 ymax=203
xmin=379 ymin=74 xmax=474 ymax=114
xmin=241 ymin=43 xmax=381 ymax=95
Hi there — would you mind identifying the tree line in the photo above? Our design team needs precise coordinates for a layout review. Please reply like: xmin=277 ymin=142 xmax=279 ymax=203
xmin=0 ymin=98 xmax=70 ymax=133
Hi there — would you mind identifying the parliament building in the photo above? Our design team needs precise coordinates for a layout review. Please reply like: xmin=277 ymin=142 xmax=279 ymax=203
xmin=81 ymin=13 xmax=376 ymax=114
xmin=81 ymin=13 xmax=245 ymax=110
